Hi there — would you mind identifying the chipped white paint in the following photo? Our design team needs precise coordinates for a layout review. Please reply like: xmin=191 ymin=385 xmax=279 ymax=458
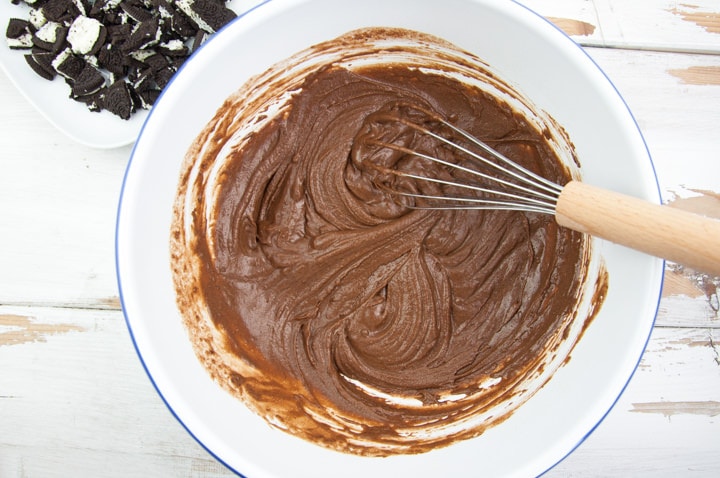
xmin=0 ymin=0 xmax=719 ymax=476
xmin=524 ymin=0 xmax=720 ymax=53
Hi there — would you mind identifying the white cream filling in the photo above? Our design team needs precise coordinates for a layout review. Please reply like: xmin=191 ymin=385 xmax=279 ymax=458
xmin=28 ymin=8 xmax=47 ymax=30
xmin=35 ymin=21 xmax=62 ymax=44
xmin=6 ymin=33 xmax=33 ymax=49
xmin=67 ymin=16 xmax=103 ymax=55
xmin=160 ymin=39 xmax=185 ymax=51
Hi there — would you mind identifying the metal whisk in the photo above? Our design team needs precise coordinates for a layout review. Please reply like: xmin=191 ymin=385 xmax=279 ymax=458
xmin=360 ymin=106 xmax=720 ymax=276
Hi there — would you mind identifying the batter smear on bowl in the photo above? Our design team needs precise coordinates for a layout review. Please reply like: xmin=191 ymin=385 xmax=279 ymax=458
xmin=170 ymin=27 xmax=607 ymax=456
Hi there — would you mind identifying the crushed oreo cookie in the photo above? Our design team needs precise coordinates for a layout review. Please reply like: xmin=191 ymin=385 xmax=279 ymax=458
xmin=4 ymin=0 xmax=237 ymax=120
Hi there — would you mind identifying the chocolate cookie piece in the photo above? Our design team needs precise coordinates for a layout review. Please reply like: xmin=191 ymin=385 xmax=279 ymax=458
xmin=52 ymin=47 xmax=86 ymax=79
xmin=6 ymin=18 xmax=34 ymax=49
xmin=141 ymin=51 xmax=169 ymax=71
xmin=101 ymin=80 xmax=135 ymax=119
xmin=176 ymin=0 xmax=236 ymax=33
xmin=70 ymin=62 xmax=106 ymax=97
xmin=76 ymin=88 xmax=105 ymax=112
xmin=133 ymin=86 xmax=160 ymax=109
xmin=168 ymin=7 xmax=197 ymax=38
xmin=120 ymin=18 xmax=160 ymax=52
xmin=6 ymin=33 xmax=34 ymax=49
xmin=153 ymin=64 xmax=175 ymax=88
xmin=32 ymin=21 xmax=68 ymax=52
xmin=97 ymin=43 xmax=126 ymax=76
xmin=25 ymin=53 xmax=56 ymax=80
xmin=6 ymin=18 xmax=31 ymax=39
xmin=191 ymin=29 xmax=207 ymax=52
xmin=31 ymin=48 xmax=59 ymax=76
xmin=106 ymin=23 xmax=133 ymax=46
xmin=88 ymin=0 xmax=111 ymax=17
xmin=27 ymin=8 xmax=48 ymax=31
xmin=42 ymin=0 xmax=83 ymax=24
xmin=119 ymin=0 xmax=154 ymax=23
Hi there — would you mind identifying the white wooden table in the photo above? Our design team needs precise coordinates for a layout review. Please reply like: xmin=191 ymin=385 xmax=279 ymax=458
xmin=1 ymin=1 xmax=719 ymax=476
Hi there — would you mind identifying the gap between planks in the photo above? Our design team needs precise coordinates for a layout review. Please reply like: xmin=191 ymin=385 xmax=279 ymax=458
xmin=0 ymin=297 xmax=122 ymax=312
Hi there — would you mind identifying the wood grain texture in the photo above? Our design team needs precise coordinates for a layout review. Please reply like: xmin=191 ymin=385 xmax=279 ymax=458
xmin=669 ymin=5 xmax=720 ymax=35
xmin=555 ymin=181 xmax=720 ymax=276
xmin=668 ymin=65 xmax=720 ymax=85
xmin=545 ymin=16 xmax=597 ymax=36
xmin=0 ymin=313 xmax=85 ymax=346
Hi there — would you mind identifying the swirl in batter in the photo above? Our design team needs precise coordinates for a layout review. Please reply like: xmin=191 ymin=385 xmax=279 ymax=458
xmin=171 ymin=28 xmax=604 ymax=456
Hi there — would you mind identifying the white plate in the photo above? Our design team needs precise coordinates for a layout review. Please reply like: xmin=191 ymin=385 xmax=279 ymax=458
xmin=0 ymin=0 xmax=266 ymax=148
xmin=116 ymin=0 xmax=663 ymax=476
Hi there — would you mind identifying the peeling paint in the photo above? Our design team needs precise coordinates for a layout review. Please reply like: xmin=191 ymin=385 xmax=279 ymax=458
xmin=0 ymin=314 xmax=85 ymax=347
xmin=670 ymin=7 xmax=720 ymax=34
xmin=662 ymin=190 xmax=720 ymax=307
xmin=662 ymin=268 xmax=706 ymax=298
xmin=631 ymin=400 xmax=720 ymax=417
xmin=668 ymin=66 xmax=720 ymax=85
xmin=710 ymin=329 xmax=720 ymax=366
xmin=96 ymin=296 xmax=122 ymax=310
xmin=546 ymin=17 xmax=597 ymax=36
xmin=666 ymin=337 xmax=711 ymax=348
xmin=662 ymin=265 xmax=719 ymax=313
xmin=667 ymin=189 xmax=720 ymax=218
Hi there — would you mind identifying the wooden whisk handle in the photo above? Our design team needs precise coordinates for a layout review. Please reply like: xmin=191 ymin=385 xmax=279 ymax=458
xmin=555 ymin=180 xmax=720 ymax=276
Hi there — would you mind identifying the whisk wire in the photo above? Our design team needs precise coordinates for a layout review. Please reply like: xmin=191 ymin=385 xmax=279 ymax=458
xmin=385 ymin=186 xmax=559 ymax=214
xmin=430 ymin=118 xmax=563 ymax=196
xmin=366 ymin=112 xmax=564 ymax=214
xmin=368 ymin=143 xmax=559 ymax=214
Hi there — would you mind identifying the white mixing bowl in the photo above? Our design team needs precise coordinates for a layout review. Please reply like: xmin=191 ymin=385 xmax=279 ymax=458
xmin=116 ymin=0 xmax=663 ymax=476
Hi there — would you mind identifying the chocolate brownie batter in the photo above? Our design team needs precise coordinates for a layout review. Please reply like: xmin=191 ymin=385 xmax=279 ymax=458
xmin=171 ymin=28 xmax=606 ymax=456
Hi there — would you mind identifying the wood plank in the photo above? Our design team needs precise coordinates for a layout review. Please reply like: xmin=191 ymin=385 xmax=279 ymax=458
xmin=523 ymin=0 xmax=720 ymax=54
xmin=658 ymin=265 xmax=719 ymax=328
xmin=0 ymin=70 xmax=129 ymax=308
xmin=0 ymin=305 xmax=229 ymax=476
xmin=583 ymin=47 xmax=720 ymax=198
xmin=1 ymin=306 xmax=717 ymax=476
xmin=547 ymin=326 xmax=720 ymax=476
